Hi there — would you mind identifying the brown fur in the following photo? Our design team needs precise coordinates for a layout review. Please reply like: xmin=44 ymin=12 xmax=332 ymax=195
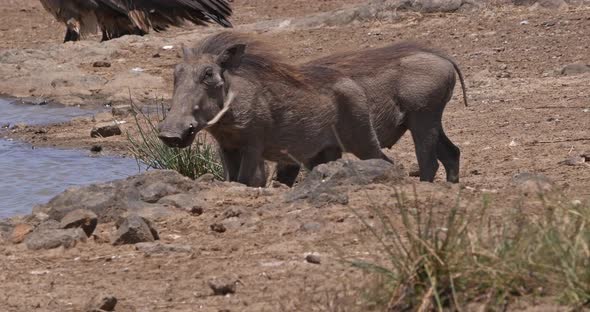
xmin=158 ymin=32 xmax=389 ymax=187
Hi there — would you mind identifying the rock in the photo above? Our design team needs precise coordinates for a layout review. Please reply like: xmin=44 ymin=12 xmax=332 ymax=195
xmin=10 ymin=223 xmax=33 ymax=244
xmin=140 ymin=181 xmax=186 ymax=203
xmin=222 ymin=208 xmax=242 ymax=219
xmin=111 ymin=104 xmax=133 ymax=117
xmin=559 ymin=156 xmax=586 ymax=166
xmin=411 ymin=0 xmax=463 ymax=13
xmin=36 ymin=219 xmax=61 ymax=231
xmin=90 ymin=145 xmax=103 ymax=153
xmin=210 ymin=223 xmax=227 ymax=233
xmin=90 ymin=122 xmax=122 ymax=138
xmin=85 ymin=294 xmax=117 ymax=311
xmin=60 ymin=209 xmax=98 ymax=237
xmin=208 ymin=275 xmax=239 ymax=295
xmin=512 ymin=172 xmax=554 ymax=195
xmin=158 ymin=193 xmax=206 ymax=215
xmin=34 ymin=170 xmax=194 ymax=222
xmin=92 ymin=61 xmax=111 ymax=68
xmin=0 ymin=220 xmax=13 ymax=240
xmin=560 ymin=64 xmax=590 ymax=76
xmin=408 ymin=164 xmax=420 ymax=177
xmin=112 ymin=215 xmax=159 ymax=245
xmin=300 ymin=222 xmax=322 ymax=232
xmin=25 ymin=228 xmax=87 ymax=250
xmin=196 ymin=173 xmax=216 ymax=183
xmin=529 ymin=0 xmax=568 ymax=9
xmin=286 ymin=159 xmax=404 ymax=207
xmin=135 ymin=242 xmax=192 ymax=254
xmin=305 ymin=253 xmax=321 ymax=264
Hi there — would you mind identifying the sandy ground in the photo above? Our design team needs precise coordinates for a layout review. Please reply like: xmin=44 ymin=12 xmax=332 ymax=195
xmin=0 ymin=0 xmax=589 ymax=311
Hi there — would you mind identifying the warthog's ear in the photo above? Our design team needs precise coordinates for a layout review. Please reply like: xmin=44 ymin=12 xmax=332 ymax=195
xmin=181 ymin=43 xmax=196 ymax=61
xmin=217 ymin=44 xmax=246 ymax=70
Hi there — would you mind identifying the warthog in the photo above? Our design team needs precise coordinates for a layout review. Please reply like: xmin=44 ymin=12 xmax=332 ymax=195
xmin=157 ymin=32 xmax=390 ymax=187
xmin=275 ymin=43 xmax=468 ymax=185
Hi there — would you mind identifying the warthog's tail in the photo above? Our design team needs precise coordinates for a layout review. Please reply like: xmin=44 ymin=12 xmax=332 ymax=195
xmin=451 ymin=59 xmax=468 ymax=107
xmin=437 ymin=54 xmax=468 ymax=107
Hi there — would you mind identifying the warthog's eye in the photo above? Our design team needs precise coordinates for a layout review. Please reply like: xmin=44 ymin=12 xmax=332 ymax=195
xmin=203 ymin=68 xmax=213 ymax=81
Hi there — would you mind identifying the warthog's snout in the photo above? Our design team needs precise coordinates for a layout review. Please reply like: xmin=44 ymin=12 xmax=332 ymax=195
xmin=157 ymin=122 xmax=197 ymax=149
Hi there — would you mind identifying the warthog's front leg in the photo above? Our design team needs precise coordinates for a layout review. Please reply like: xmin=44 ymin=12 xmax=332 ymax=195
xmin=237 ymin=146 xmax=266 ymax=187
xmin=276 ymin=164 xmax=300 ymax=187
xmin=219 ymin=148 xmax=241 ymax=182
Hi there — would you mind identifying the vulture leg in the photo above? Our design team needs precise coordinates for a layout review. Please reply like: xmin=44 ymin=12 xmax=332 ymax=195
xmin=64 ymin=19 xmax=81 ymax=42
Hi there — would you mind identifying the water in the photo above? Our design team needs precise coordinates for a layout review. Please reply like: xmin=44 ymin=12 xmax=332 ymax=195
xmin=0 ymin=98 xmax=97 ymax=126
xmin=0 ymin=98 xmax=141 ymax=218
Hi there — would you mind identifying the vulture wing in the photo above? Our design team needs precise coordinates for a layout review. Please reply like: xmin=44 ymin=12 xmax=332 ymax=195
xmin=98 ymin=0 xmax=233 ymax=32
xmin=39 ymin=0 xmax=233 ymax=42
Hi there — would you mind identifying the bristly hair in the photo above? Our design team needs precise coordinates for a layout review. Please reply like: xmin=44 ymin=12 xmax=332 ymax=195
xmin=188 ymin=31 xmax=308 ymax=88
xmin=303 ymin=41 xmax=468 ymax=107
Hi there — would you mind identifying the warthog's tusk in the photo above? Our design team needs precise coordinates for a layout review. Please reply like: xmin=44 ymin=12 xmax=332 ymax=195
xmin=206 ymin=90 xmax=235 ymax=127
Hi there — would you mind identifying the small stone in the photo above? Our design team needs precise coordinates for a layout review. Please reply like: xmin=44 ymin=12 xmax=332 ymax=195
xmin=223 ymin=208 xmax=242 ymax=219
xmin=60 ymin=209 xmax=98 ymax=237
xmin=111 ymin=215 xmax=159 ymax=246
xmin=529 ymin=0 xmax=568 ymax=10
xmin=196 ymin=173 xmax=216 ymax=183
xmin=560 ymin=64 xmax=590 ymax=76
xmin=158 ymin=193 xmax=206 ymax=215
xmin=111 ymin=105 xmax=133 ymax=117
xmin=25 ymin=228 xmax=87 ymax=250
xmin=208 ymin=276 xmax=238 ymax=295
xmin=512 ymin=172 xmax=554 ymax=195
xmin=210 ymin=223 xmax=226 ymax=233
xmin=305 ymin=253 xmax=321 ymax=264
xmin=135 ymin=242 xmax=192 ymax=254
xmin=559 ymin=156 xmax=586 ymax=166
xmin=90 ymin=122 xmax=122 ymax=138
xmin=85 ymin=294 xmax=117 ymax=311
xmin=36 ymin=219 xmax=61 ymax=231
xmin=300 ymin=222 xmax=322 ymax=232
xmin=408 ymin=164 xmax=420 ymax=177
xmin=90 ymin=145 xmax=103 ymax=153
xmin=189 ymin=206 xmax=204 ymax=216
xmin=93 ymin=61 xmax=111 ymax=68
xmin=10 ymin=224 xmax=33 ymax=244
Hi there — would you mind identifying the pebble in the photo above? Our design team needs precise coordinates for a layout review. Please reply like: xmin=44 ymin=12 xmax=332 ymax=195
xmin=305 ymin=253 xmax=321 ymax=264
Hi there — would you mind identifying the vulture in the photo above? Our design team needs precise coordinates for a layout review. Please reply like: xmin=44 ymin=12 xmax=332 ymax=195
xmin=39 ymin=0 xmax=233 ymax=42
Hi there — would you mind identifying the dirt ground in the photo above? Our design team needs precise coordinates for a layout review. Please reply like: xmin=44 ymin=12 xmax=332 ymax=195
xmin=0 ymin=0 xmax=589 ymax=311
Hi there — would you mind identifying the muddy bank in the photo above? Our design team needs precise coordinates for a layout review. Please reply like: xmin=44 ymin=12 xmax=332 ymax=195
xmin=0 ymin=159 xmax=569 ymax=311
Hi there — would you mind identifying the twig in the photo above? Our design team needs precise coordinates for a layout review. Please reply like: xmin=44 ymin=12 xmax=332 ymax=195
xmin=530 ymin=138 xmax=590 ymax=144
xmin=523 ymin=106 xmax=589 ymax=110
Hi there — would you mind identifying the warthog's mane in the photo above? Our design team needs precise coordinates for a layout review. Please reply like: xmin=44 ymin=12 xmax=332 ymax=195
xmin=190 ymin=31 xmax=308 ymax=88
xmin=303 ymin=42 xmax=456 ymax=78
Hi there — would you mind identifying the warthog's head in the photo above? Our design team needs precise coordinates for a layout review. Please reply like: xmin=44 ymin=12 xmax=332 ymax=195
xmin=157 ymin=43 xmax=245 ymax=148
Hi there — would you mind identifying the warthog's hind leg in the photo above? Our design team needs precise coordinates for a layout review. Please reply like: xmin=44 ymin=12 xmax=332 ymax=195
xmin=407 ymin=112 xmax=441 ymax=182
xmin=436 ymin=130 xmax=460 ymax=183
